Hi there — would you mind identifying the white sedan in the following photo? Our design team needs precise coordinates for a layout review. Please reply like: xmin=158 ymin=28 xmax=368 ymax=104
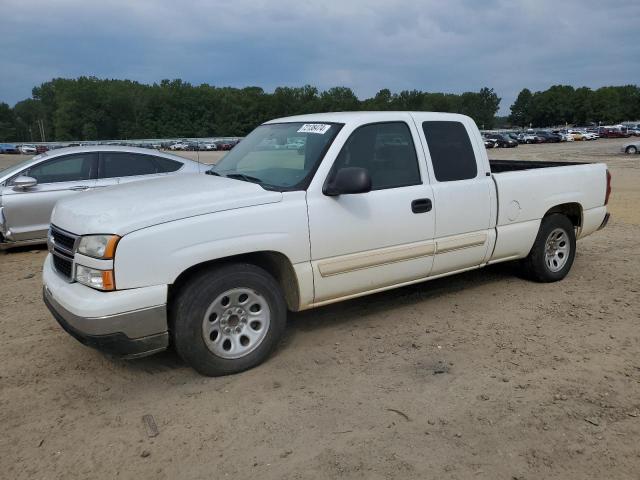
xmin=0 ymin=146 xmax=204 ymax=249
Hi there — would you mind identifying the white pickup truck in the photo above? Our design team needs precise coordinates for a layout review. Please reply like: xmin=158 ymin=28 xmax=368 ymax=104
xmin=43 ymin=112 xmax=611 ymax=376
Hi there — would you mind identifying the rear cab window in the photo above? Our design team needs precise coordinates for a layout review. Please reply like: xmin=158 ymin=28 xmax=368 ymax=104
xmin=422 ymin=121 xmax=478 ymax=182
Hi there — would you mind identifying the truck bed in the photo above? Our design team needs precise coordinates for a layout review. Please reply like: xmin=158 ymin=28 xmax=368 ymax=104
xmin=489 ymin=159 xmax=585 ymax=173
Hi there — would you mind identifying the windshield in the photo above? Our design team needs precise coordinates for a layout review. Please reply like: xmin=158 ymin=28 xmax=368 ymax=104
xmin=210 ymin=122 xmax=342 ymax=190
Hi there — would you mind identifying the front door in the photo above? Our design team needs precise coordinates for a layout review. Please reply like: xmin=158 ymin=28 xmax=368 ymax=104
xmin=306 ymin=117 xmax=436 ymax=304
xmin=2 ymin=152 xmax=97 ymax=241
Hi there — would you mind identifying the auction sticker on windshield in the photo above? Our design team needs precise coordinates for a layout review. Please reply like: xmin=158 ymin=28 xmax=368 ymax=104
xmin=297 ymin=124 xmax=331 ymax=134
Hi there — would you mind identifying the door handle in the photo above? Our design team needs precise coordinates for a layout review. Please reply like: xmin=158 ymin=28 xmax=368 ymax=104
xmin=70 ymin=186 xmax=89 ymax=191
xmin=411 ymin=198 xmax=432 ymax=213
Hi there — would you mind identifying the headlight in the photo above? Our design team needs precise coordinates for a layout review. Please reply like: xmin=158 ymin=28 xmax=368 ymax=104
xmin=77 ymin=234 xmax=120 ymax=259
xmin=76 ymin=264 xmax=115 ymax=291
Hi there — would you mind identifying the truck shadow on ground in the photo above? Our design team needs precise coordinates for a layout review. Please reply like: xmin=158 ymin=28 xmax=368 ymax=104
xmin=124 ymin=261 xmax=521 ymax=375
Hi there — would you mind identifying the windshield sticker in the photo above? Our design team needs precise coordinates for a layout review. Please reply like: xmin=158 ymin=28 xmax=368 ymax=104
xmin=297 ymin=124 xmax=331 ymax=134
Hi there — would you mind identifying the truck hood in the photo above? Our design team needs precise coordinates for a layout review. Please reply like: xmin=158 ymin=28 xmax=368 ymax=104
xmin=51 ymin=174 xmax=283 ymax=236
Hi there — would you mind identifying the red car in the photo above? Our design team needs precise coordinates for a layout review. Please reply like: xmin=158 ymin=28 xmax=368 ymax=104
xmin=35 ymin=145 xmax=49 ymax=154
xmin=598 ymin=127 xmax=630 ymax=138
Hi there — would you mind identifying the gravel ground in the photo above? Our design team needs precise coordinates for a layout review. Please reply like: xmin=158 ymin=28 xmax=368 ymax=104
xmin=1 ymin=138 xmax=639 ymax=479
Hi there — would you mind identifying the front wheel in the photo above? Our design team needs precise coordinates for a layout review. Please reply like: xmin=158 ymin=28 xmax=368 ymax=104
xmin=520 ymin=214 xmax=576 ymax=282
xmin=626 ymin=145 xmax=638 ymax=154
xmin=171 ymin=263 xmax=287 ymax=376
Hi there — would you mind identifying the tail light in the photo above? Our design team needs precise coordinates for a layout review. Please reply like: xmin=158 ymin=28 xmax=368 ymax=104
xmin=605 ymin=169 xmax=612 ymax=205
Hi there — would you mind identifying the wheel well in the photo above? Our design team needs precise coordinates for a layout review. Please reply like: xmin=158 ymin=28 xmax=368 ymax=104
xmin=168 ymin=251 xmax=301 ymax=311
xmin=544 ymin=203 xmax=582 ymax=227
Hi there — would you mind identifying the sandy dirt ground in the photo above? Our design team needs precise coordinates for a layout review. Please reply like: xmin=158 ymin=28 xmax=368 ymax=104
xmin=1 ymin=139 xmax=639 ymax=479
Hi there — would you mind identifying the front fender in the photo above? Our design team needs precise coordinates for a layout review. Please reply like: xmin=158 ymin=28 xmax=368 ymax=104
xmin=113 ymin=194 xmax=310 ymax=290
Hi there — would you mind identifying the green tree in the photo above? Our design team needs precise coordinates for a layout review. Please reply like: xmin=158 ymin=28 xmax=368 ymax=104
xmin=509 ymin=88 xmax=533 ymax=127
xmin=0 ymin=102 xmax=17 ymax=141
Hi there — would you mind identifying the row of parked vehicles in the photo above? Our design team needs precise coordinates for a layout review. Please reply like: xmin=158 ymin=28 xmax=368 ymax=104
xmin=0 ymin=139 xmax=241 ymax=155
xmin=167 ymin=139 xmax=239 ymax=151
xmin=481 ymin=124 xmax=640 ymax=149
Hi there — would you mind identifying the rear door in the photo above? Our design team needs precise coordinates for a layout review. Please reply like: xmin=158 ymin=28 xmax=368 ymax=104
xmin=1 ymin=152 xmax=97 ymax=240
xmin=412 ymin=115 xmax=494 ymax=275
xmin=98 ymin=152 xmax=180 ymax=185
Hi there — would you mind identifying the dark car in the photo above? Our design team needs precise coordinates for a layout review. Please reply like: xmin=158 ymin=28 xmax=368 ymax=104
xmin=486 ymin=133 xmax=518 ymax=148
xmin=535 ymin=131 xmax=562 ymax=143
xmin=215 ymin=141 xmax=234 ymax=151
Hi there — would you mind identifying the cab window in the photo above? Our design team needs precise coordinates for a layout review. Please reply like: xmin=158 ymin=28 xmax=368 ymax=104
xmin=331 ymin=122 xmax=421 ymax=190
xmin=422 ymin=121 xmax=477 ymax=182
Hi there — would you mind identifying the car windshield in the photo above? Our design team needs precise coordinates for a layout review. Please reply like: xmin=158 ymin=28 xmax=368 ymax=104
xmin=209 ymin=122 xmax=342 ymax=190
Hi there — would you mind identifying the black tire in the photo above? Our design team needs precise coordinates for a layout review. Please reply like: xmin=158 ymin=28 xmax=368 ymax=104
xmin=520 ymin=214 xmax=576 ymax=282
xmin=626 ymin=145 xmax=638 ymax=154
xmin=171 ymin=263 xmax=287 ymax=376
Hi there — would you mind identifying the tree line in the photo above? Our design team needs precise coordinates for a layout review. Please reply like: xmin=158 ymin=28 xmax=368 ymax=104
xmin=1 ymin=77 xmax=638 ymax=142
xmin=509 ymin=85 xmax=640 ymax=128
xmin=0 ymin=77 xmax=500 ymax=142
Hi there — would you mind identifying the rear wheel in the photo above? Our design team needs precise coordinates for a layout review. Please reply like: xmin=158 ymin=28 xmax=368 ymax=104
xmin=171 ymin=263 xmax=287 ymax=376
xmin=520 ymin=214 xmax=576 ymax=282
xmin=626 ymin=145 xmax=638 ymax=154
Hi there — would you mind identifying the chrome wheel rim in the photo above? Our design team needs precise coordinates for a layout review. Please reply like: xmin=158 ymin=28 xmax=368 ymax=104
xmin=202 ymin=288 xmax=271 ymax=359
xmin=544 ymin=228 xmax=570 ymax=272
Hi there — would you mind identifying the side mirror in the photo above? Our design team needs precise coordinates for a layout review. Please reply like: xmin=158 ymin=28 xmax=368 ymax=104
xmin=13 ymin=175 xmax=38 ymax=190
xmin=324 ymin=167 xmax=372 ymax=196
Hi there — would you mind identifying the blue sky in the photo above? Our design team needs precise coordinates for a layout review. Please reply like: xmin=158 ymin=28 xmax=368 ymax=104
xmin=1 ymin=0 xmax=639 ymax=114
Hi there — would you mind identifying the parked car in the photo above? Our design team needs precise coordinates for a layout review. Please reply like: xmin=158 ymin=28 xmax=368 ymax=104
xmin=202 ymin=143 xmax=218 ymax=151
xmin=215 ymin=141 xmax=234 ymax=151
xmin=36 ymin=145 xmax=50 ymax=154
xmin=18 ymin=144 xmax=37 ymax=154
xmin=507 ymin=133 xmax=522 ymax=143
xmin=568 ymin=130 xmax=586 ymax=141
xmin=517 ymin=133 xmax=542 ymax=144
xmin=535 ymin=131 xmax=562 ymax=143
xmin=0 ymin=146 xmax=204 ymax=249
xmin=483 ymin=136 xmax=496 ymax=148
xmin=622 ymin=141 xmax=640 ymax=154
xmin=628 ymin=128 xmax=640 ymax=137
xmin=486 ymin=133 xmax=518 ymax=148
xmin=168 ymin=142 xmax=189 ymax=151
xmin=582 ymin=131 xmax=599 ymax=141
xmin=42 ymin=112 xmax=610 ymax=376
xmin=599 ymin=126 xmax=630 ymax=139
xmin=0 ymin=143 xmax=20 ymax=154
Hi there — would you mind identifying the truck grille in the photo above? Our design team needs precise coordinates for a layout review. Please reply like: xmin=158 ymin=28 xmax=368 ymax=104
xmin=52 ymin=253 xmax=73 ymax=278
xmin=48 ymin=225 xmax=78 ymax=281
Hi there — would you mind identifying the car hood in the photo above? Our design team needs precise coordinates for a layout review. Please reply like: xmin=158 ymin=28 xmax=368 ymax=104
xmin=51 ymin=174 xmax=283 ymax=236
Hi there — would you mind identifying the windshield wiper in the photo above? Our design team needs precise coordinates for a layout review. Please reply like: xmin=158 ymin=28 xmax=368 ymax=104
xmin=225 ymin=173 xmax=264 ymax=184
xmin=205 ymin=169 xmax=222 ymax=176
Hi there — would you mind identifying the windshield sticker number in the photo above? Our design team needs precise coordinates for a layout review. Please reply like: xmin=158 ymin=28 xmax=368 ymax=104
xmin=297 ymin=124 xmax=331 ymax=134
